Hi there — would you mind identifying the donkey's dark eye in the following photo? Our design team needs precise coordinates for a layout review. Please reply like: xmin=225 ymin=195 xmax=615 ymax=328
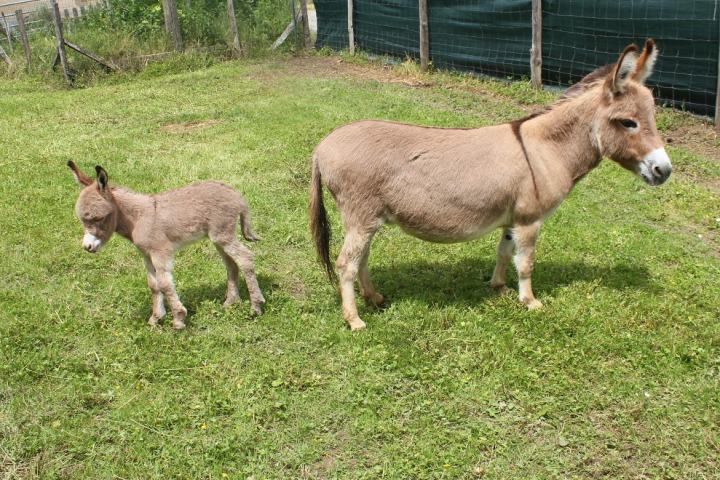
xmin=619 ymin=119 xmax=638 ymax=129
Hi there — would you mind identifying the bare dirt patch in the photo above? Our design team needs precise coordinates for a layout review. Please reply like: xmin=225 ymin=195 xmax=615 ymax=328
xmin=160 ymin=119 xmax=220 ymax=133
xmin=664 ymin=118 xmax=720 ymax=165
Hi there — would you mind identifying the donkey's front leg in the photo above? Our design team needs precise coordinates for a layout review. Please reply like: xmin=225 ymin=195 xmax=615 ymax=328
xmin=513 ymin=222 xmax=543 ymax=309
xmin=151 ymin=253 xmax=188 ymax=329
xmin=143 ymin=255 xmax=166 ymax=326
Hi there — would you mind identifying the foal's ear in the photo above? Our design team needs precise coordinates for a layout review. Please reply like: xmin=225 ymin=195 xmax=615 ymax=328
xmin=67 ymin=161 xmax=93 ymax=187
xmin=608 ymin=44 xmax=640 ymax=94
xmin=95 ymin=165 xmax=109 ymax=192
xmin=632 ymin=39 xmax=658 ymax=84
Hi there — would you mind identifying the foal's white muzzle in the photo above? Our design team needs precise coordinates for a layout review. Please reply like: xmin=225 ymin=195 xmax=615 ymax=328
xmin=82 ymin=233 xmax=102 ymax=253
xmin=638 ymin=148 xmax=672 ymax=186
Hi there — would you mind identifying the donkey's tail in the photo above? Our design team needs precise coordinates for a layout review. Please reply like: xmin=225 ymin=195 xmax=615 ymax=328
xmin=309 ymin=156 xmax=337 ymax=283
xmin=239 ymin=205 xmax=260 ymax=242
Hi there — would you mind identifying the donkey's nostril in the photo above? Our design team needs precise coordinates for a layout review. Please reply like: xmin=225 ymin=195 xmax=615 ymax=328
xmin=652 ymin=164 xmax=662 ymax=177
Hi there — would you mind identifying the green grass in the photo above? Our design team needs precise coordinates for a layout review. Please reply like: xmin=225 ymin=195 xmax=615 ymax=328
xmin=0 ymin=56 xmax=718 ymax=479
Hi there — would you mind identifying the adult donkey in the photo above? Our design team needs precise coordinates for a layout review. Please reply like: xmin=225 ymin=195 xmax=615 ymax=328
xmin=310 ymin=40 xmax=671 ymax=331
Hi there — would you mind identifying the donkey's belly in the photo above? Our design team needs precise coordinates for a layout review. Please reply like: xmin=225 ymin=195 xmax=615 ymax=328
xmin=386 ymin=208 xmax=511 ymax=243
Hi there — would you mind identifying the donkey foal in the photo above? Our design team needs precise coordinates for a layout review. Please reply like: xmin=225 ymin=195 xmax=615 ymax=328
xmin=68 ymin=162 xmax=265 ymax=329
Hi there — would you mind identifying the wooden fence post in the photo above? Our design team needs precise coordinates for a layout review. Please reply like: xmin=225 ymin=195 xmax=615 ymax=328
xmin=347 ymin=0 xmax=354 ymax=54
xmin=530 ymin=0 xmax=542 ymax=89
xmin=162 ymin=0 xmax=183 ymax=52
xmin=419 ymin=0 xmax=429 ymax=71
xmin=15 ymin=10 xmax=31 ymax=72
xmin=300 ymin=0 xmax=311 ymax=49
xmin=227 ymin=0 xmax=241 ymax=56
xmin=50 ymin=0 xmax=71 ymax=83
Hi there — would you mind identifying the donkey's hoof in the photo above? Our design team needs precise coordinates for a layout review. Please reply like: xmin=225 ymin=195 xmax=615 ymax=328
xmin=250 ymin=304 xmax=263 ymax=317
xmin=523 ymin=298 xmax=544 ymax=310
xmin=148 ymin=316 xmax=160 ymax=327
xmin=172 ymin=320 xmax=186 ymax=330
xmin=491 ymin=284 xmax=510 ymax=295
xmin=364 ymin=293 xmax=388 ymax=309
xmin=223 ymin=297 xmax=240 ymax=308
xmin=348 ymin=318 xmax=367 ymax=331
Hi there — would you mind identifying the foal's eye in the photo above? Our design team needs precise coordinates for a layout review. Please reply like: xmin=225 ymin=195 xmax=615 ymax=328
xmin=619 ymin=119 xmax=638 ymax=129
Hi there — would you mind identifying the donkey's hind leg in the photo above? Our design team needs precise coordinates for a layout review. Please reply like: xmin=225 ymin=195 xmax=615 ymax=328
xmin=213 ymin=237 xmax=265 ymax=316
xmin=336 ymin=228 xmax=376 ymax=331
xmin=358 ymin=236 xmax=385 ymax=308
xmin=214 ymin=245 xmax=241 ymax=307
xmin=490 ymin=228 xmax=515 ymax=294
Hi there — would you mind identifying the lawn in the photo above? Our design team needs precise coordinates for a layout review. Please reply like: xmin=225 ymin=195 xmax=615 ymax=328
xmin=0 ymin=55 xmax=718 ymax=479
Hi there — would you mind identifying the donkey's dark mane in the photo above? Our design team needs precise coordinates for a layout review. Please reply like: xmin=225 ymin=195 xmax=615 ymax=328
xmin=511 ymin=63 xmax=614 ymax=127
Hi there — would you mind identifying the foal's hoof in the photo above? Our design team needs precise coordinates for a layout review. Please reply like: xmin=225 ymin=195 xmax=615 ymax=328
xmin=522 ymin=298 xmax=544 ymax=310
xmin=250 ymin=303 xmax=263 ymax=317
xmin=347 ymin=318 xmax=367 ymax=332
xmin=148 ymin=316 xmax=160 ymax=327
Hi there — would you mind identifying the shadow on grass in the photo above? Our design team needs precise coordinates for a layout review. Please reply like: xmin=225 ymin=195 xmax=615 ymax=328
xmin=370 ymin=257 xmax=653 ymax=307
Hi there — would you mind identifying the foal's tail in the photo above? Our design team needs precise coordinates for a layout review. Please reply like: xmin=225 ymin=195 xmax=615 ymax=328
xmin=239 ymin=205 xmax=260 ymax=242
xmin=309 ymin=156 xmax=337 ymax=283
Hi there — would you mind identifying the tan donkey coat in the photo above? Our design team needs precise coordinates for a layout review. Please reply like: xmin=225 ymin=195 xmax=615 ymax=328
xmin=69 ymin=163 xmax=265 ymax=329
xmin=310 ymin=40 xmax=672 ymax=331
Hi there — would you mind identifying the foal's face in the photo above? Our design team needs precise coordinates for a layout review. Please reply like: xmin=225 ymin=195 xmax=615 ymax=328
xmin=75 ymin=187 xmax=117 ymax=253
xmin=595 ymin=39 xmax=672 ymax=186
xmin=67 ymin=162 xmax=115 ymax=254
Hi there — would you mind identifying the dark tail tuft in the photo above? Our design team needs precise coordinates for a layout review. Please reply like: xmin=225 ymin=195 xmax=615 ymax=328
xmin=309 ymin=157 xmax=337 ymax=283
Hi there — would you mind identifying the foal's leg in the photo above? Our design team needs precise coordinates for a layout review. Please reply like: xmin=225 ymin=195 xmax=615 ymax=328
xmin=214 ymin=245 xmax=241 ymax=307
xmin=150 ymin=252 xmax=188 ymax=329
xmin=336 ymin=229 xmax=375 ymax=331
xmin=213 ymin=238 xmax=265 ymax=316
xmin=358 ymin=233 xmax=385 ymax=307
xmin=490 ymin=228 xmax=515 ymax=293
xmin=513 ymin=222 xmax=543 ymax=309
xmin=143 ymin=255 xmax=166 ymax=325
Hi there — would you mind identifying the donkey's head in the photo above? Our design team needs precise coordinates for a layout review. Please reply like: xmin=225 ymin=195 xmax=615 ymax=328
xmin=592 ymin=39 xmax=672 ymax=186
xmin=68 ymin=162 xmax=117 ymax=253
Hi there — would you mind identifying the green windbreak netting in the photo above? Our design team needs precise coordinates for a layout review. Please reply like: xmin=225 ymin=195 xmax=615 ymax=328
xmin=315 ymin=0 xmax=719 ymax=115
xmin=542 ymin=0 xmax=718 ymax=115
xmin=428 ymin=0 xmax=531 ymax=78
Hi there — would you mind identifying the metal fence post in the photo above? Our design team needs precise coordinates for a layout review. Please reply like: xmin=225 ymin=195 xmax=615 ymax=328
xmin=347 ymin=0 xmax=354 ymax=54
xmin=531 ymin=0 xmax=542 ymax=89
xmin=419 ymin=0 xmax=429 ymax=71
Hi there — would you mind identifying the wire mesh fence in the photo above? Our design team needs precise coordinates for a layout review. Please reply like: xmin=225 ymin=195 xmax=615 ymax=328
xmin=315 ymin=0 xmax=720 ymax=117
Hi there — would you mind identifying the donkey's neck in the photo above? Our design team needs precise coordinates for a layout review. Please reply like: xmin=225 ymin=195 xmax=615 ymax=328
xmin=524 ymin=90 xmax=603 ymax=185
xmin=111 ymin=187 xmax=153 ymax=241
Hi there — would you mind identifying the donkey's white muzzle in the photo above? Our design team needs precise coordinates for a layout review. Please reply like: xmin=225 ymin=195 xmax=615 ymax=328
xmin=82 ymin=233 xmax=102 ymax=253
xmin=639 ymin=148 xmax=672 ymax=186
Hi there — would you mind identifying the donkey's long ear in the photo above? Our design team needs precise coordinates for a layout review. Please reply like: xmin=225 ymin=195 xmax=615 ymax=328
xmin=632 ymin=39 xmax=658 ymax=84
xmin=608 ymin=44 xmax=640 ymax=94
xmin=68 ymin=161 xmax=93 ymax=187
xmin=95 ymin=165 xmax=109 ymax=192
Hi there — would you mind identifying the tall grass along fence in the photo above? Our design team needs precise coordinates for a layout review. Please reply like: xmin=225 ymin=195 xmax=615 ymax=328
xmin=0 ymin=0 xmax=305 ymax=81
xmin=316 ymin=0 xmax=720 ymax=125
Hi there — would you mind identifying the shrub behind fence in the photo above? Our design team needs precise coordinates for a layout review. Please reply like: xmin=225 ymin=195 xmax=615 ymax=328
xmin=315 ymin=0 xmax=719 ymax=117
